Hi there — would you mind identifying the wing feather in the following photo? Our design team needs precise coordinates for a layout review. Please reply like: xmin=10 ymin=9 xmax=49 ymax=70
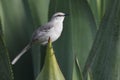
xmin=31 ymin=23 xmax=53 ymax=43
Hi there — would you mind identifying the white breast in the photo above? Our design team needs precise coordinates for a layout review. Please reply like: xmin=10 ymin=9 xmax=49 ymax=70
xmin=46 ymin=22 xmax=63 ymax=44
xmin=54 ymin=22 xmax=63 ymax=35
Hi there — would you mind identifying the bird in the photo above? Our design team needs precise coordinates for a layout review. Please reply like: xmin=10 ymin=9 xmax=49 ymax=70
xmin=11 ymin=12 xmax=67 ymax=65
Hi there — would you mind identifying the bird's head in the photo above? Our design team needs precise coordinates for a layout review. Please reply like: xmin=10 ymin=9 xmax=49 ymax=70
xmin=51 ymin=12 xmax=68 ymax=22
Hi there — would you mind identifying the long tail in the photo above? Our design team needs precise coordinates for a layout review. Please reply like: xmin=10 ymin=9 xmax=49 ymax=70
xmin=11 ymin=43 xmax=32 ymax=65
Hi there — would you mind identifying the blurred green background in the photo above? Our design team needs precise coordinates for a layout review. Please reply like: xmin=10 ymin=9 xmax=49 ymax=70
xmin=0 ymin=0 xmax=120 ymax=80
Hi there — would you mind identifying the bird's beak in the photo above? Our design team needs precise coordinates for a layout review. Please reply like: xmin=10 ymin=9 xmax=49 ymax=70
xmin=64 ymin=13 xmax=69 ymax=16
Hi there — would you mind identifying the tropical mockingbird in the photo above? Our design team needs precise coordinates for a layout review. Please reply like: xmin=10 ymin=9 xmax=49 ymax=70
xmin=11 ymin=12 xmax=67 ymax=65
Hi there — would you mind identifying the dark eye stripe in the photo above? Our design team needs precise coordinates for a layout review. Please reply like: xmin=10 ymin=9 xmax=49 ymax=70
xmin=56 ymin=15 xmax=65 ymax=17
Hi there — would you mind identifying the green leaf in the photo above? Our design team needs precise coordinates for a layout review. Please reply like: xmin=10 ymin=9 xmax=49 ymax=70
xmin=83 ymin=0 xmax=120 ymax=80
xmin=28 ymin=0 xmax=50 ymax=25
xmin=72 ymin=57 xmax=83 ymax=80
xmin=36 ymin=38 xmax=65 ymax=80
xmin=0 ymin=18 xmax=13 ymax=80
xmin=70 ymin=0 xmax=97 ymax=70
xmin=87 ymin=0 xmax=105 ymax=26
xmin=1 ymin=0 xmax=34 ymax=80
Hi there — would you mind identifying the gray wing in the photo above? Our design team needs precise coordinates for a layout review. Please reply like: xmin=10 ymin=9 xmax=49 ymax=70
xmin=31 ymin=23 xmax=53 ymax=43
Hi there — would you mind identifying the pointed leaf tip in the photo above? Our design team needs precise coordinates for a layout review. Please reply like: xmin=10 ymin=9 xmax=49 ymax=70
xmin=47 ymin=37 xmax=52 ymax=48
xmin=36 ymin=37 xmax=65 ymax=80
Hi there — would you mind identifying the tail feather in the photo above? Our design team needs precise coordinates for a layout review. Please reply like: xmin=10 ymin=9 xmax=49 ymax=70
xmin=11 ymin=43 xmax=31 ymax=65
